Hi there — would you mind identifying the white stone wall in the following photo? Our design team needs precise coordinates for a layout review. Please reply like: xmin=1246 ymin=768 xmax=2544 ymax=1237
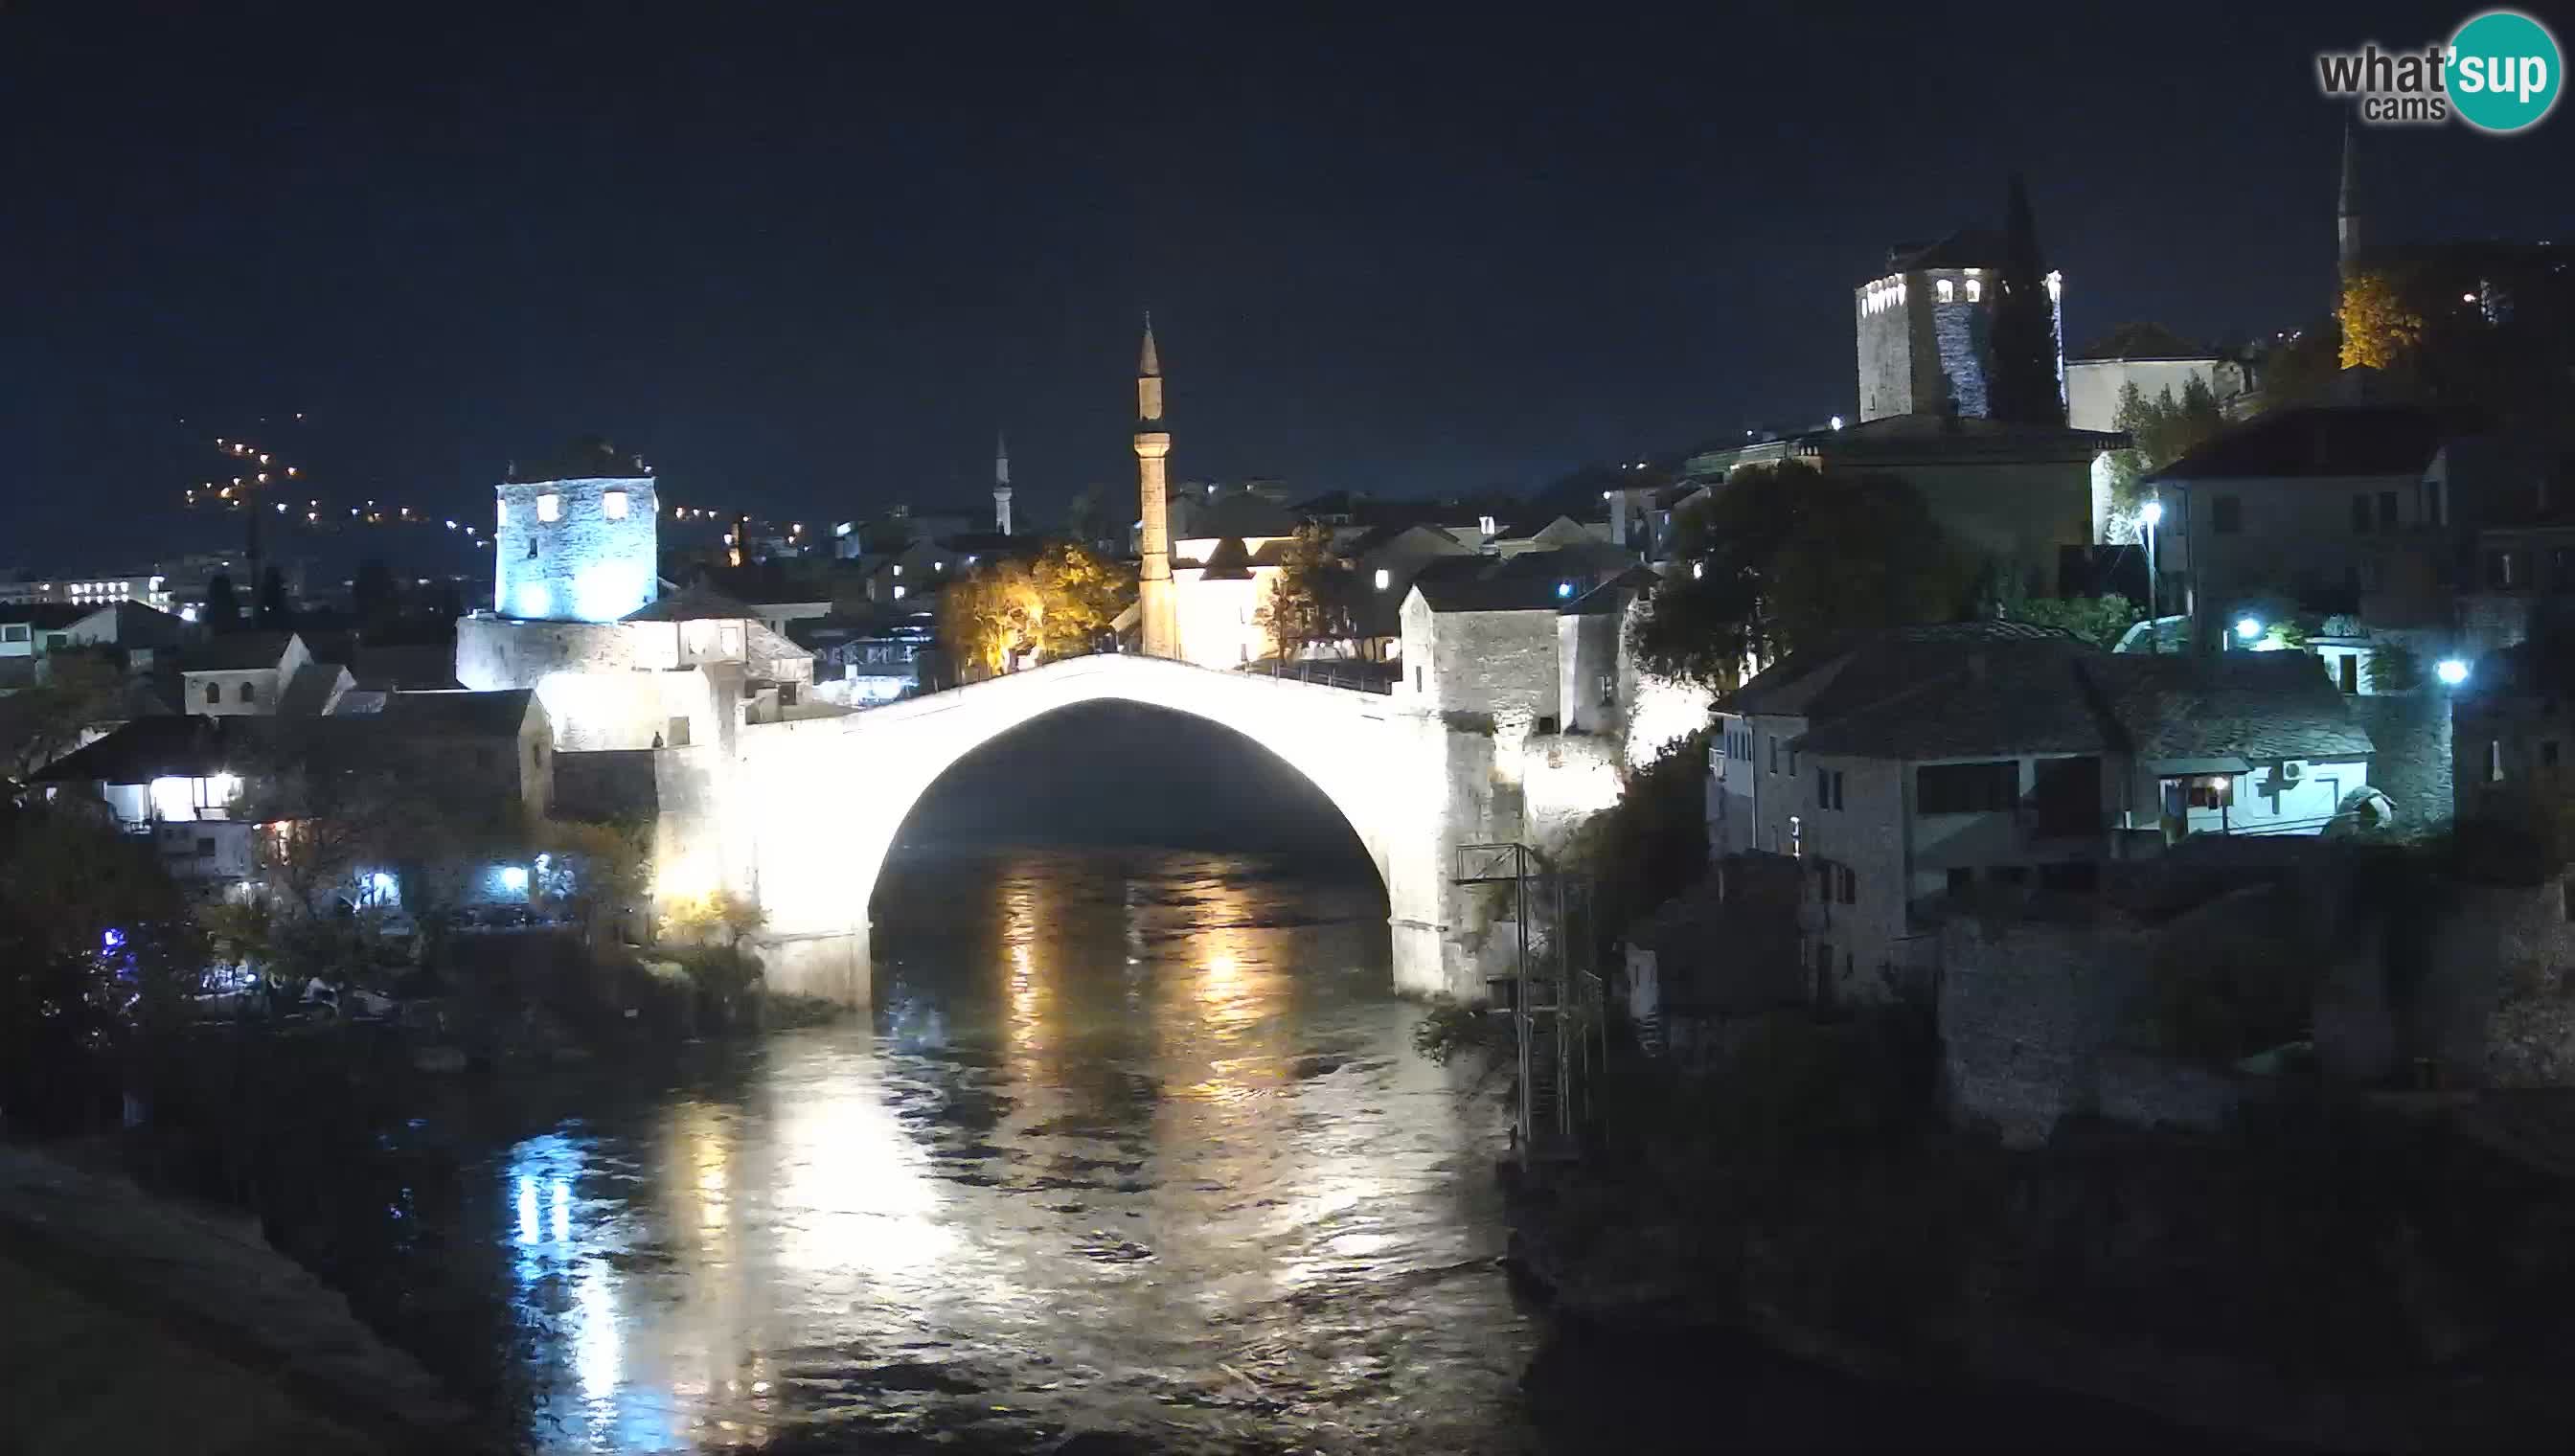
xmin=1558 ymin=613 xmax=1620 ymax=738
xmin=494 ymin=475 xmax=658 ymax=623
xmin=2064 ymin=356 xmax=2220 ymax=434
xmin=1521 ymin=732 xmax=1624 ymax=860
xmin=1170 ymin=568 xmax=1275 ymax=669
xmin=728 ymin=654 xmax=1506 ymax=1006
xmin=1799 ymin=752 xmax=1918 ymax=1001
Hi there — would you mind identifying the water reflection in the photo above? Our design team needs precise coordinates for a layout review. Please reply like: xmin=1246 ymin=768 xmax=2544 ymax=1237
xmin=467 ymin=848 xmax=1530 ymax=1453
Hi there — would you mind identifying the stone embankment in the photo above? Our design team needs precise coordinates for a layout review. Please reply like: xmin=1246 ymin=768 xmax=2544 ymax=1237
xmin=0 ymin=1146 xmax=484 ymax=1455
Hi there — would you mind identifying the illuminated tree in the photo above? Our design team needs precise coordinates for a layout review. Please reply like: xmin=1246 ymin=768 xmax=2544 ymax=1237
xmin=1254 ymin=523 xmax=1356 ymax=663
xmin=2100 ymin=376 xmax=2226 ymax=539
xmin=939 ymin=542 xmax=1132 ymax=675
xmin=2338 ymin=270 xmax=2425 ymax=372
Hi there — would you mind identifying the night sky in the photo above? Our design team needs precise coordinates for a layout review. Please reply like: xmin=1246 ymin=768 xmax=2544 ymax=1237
xmin=8 ymin=2 xmax=2572 ymax=571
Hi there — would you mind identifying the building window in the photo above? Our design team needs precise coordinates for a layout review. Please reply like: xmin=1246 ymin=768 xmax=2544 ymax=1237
xmin=1598 ymin=672 xmax=1616 ymax=706
xmin=536 ymin=492 xmax=561 ymax=522
xmin=204 ymin=681 xmax=219 ymax=705
xmin=2490 ymin=551 xmax=2519 ymax=589
xmin=1936 ymin=278 xmax=1955 ymax=304
xmin=1916 ymin=761 xmax=2017 ymax=814
xmin=1835 ymin=863 xmax=1856 ymax=905
xmin=1815 ymin=767 xmax=1844 ymax=809
xmin=1965 ymin=278 xmax=1983 ymax=303
xmin=2491 ymin=739 xmax=2505 ymax=783
xmin=2211 ymin=495 xmax=2242 ymax=535
xmin=1374 ymin=568 xmax=1391 ymax=591
xmin=603 ymin=489 xmax=629 ymax=520
xmin=1768 ymin=738 xmax=1778 ymax=774
xmin=1414 ymin=667 xmax=1424 ymax=693
xmin=2185 ymin=775 xmax=2232 ymax=809
xmin=2352 ymin=494 xmax=2374 ymax=534
xmin=2378 ymin=490 xmax=2398 ymax=530
xmin=238 ymin=681 xmax=256 ymax=704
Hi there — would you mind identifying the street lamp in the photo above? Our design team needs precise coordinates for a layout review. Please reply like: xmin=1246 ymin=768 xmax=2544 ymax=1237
xmin=2436 ymin=658 xmax=2470 ymax=687
xmin=2235 ymin=616 xmax=2264 ymax=644
xmin=2141 ymin=498 xmax=2163 ymax=652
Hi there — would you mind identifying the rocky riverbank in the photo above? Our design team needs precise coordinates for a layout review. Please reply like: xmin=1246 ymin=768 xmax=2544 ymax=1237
xmin=1504 ymin=1034 xmax=2575 ymax=1454
xmin=0 ymin=1145 xmax=484 ymax=1455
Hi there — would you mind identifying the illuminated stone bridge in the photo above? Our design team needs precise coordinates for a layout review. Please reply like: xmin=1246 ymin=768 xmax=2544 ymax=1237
xmin=678 ymin=653 xmax=1555 ymax=1007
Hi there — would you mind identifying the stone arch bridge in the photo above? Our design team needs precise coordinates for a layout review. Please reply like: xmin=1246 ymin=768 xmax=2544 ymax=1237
xmin=665 ymin=654 xmax=1552 ymax=1006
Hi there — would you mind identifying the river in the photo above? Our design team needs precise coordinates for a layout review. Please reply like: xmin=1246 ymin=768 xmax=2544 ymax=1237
xmin=300 ymin=841 xmax=2275 ymax=1454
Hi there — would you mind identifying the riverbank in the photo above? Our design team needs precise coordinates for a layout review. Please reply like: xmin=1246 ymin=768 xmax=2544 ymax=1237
xmin=0 ymin=1144 xmax=483 ymax=1455
xmin=1501 ymin=1024 xmax=2575 ymax=1454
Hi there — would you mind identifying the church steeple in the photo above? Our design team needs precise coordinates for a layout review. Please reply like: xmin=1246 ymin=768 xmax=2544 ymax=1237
xmin=2337 ymin=121 xmax=2363 ymax=279
xmin=992 ymin=429 xmax=1014 ymax=536
xmin=1132 ymin=313 xmax=1179 ymax=659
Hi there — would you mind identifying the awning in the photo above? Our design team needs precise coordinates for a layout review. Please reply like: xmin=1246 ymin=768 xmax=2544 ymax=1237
xmin=2153 ymin=756 xmax=2252 ymax=776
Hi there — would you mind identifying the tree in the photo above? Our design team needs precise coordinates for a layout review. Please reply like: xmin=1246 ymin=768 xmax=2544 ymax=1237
xmin=1066 ymin=484 xmax=1123 ymax=551
xmin=2339 ymin=269 xmax=2426 ymax=373
xmin=1029 ymin=541 xmax=1131 ymax=659
xmin=939 ymin=542 xmax=1133 ymax=675
xmin=352 ymin=557 xmax=399 ymax=631
xmin=536 ymin=817 xmax=651 ymax=947
xmin=1629 ymin=462 xmax=1971 ymax=689
xmin=0 ymin=650 xmax=127 ymax=788
xmin=1998 ymin=593 xmax=2141 ymax=649
xmin=0 ymin=796 xmax=204 ymax=1130
xmin=2100 ymin=377 xmax=2227 ymax=540
xmin=203 ymin=573 xmax=241 ymax=632
xmin=256 ymin=566 xmax=289 ymax=627
xmin=1986 ymin=173 xmax=2065 ymax=426
xmin=1255 ymin=523 xmax=1356 ymax=663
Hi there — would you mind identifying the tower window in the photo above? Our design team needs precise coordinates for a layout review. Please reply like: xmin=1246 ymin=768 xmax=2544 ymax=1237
xmin=1965 ymin=279 xmax=1983 ymax=303
xmin=603 ymin=489 xmax=628 ymax=520
xmin=536 ymin=492 xmax=561 ymax=522
xmin=1936 ymin=279 xmax=1955 ymax=304
xmin=1375 ymin=568 xmax=1391 ymax=591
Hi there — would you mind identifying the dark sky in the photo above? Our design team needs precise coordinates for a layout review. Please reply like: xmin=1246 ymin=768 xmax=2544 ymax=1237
xmin=7 ymin=2 xmax=2571 ymax=571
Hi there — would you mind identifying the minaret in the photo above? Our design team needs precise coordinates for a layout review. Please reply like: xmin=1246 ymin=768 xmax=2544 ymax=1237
xmin=2336 ymin=121 xmax=2363 ymax=280
xmin=1133 ymin=313 xmax=1180 ymax=659
xmin=992 ymin=430 xmax=1014 ymax=536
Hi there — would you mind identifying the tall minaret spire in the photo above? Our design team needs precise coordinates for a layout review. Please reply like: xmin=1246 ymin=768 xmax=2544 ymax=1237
xmin=992 ymin=429 xmax=1014 ymax=536
xmin=2336 ymin=120 xmax=2363 ymax=280
xmin=1133 ymin=312 xmax=1180 ymax=659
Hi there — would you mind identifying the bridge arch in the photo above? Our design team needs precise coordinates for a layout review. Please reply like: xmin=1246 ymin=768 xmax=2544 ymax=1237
xmin=724 ymin=655 xmax=1475 ymax=1005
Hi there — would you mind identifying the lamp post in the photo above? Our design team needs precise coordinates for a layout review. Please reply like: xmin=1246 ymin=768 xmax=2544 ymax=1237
xmin=2141 ymin=498 xmax=2163 ymax=653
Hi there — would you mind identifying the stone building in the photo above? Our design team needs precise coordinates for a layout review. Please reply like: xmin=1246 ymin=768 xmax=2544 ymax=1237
xmin=1855 ymin=231 xmax=2062 ymax=423
xmin=493 ymin=441 xmax=659 ymax=625
xmin=1713 ymin=625 xmax=2374 ymax=1003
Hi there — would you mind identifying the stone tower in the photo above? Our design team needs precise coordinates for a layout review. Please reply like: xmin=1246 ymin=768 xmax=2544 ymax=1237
xmin=1133 ymin=314 xmax=1180 ymax=659
xmin=993 ymin=430 xmax=1014 ymax=536
xmin=2336 ymin=121 xmax=2363 ymax=280
xmin=492 ymin=439 xmax=658 ymax=623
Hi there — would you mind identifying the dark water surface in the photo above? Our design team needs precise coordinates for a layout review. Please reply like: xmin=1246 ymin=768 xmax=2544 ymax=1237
xmin=323 ymin=846 xmax=2277 ymax=1453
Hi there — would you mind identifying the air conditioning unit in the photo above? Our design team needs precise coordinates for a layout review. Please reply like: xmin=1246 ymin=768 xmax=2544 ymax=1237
xmin=2279 ymin=761 xmax=2304 ymax=785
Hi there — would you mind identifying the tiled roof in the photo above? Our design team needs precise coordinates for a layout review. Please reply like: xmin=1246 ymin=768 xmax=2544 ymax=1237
xmin=1196 ymin=536 xmax=1257 ymax=581
xmin=179 ymin=630 xmax=294 ymax=673
xmin=275 ymin=659 xmax=348 ymax=717
xmin=2074 ymin=322 xmax=2211 ymax=361
xmin=345 ymin=643 xmax=464 ymax=692
xmin=35 ymin=715 xmax=239 ymax=784
xmin=2150 ymin=405 xmax=2462 ymax=482
xmin=1793 ymin=648 xmax=2116 ymax=759
xmin=1559 ymin=566 xmax=1663 ymax=617
xmin=2083 ymin=652 xmax=2374 ymax=762
xmin=622 ymin=583 xmax=760 ymax=622
xmin=377 ymin=689 xmax=537 ymax=739
xmin=1732 ymin=621 xmax=2082 ymax=718
xmin=1411 ymin=548 xmax=1612 ymax=614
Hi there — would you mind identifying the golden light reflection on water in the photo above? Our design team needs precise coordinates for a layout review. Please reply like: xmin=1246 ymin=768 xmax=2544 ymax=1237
xmin=473 ymin=851 xmax=1525 ymax=1454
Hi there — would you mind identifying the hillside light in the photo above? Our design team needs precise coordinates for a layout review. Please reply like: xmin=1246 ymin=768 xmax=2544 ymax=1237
xmin=2235 ymin=616 xmax=2263 ymax=642
xmin=1830 ymin=415 xmax=1845 ymax=430
xmin=2437 ymin=658 xmax=2471 ymax=687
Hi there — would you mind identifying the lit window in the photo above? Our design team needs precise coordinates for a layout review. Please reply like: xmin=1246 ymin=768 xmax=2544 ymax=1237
xmin=497 ymin=499 xmax=509 ymax=527
xmin=1375 ymin=568 xmax=1391 ymax=591
xmin=536 ymin=493 xmax=561 ymax=522
xmin=1966 ymin=278 xmax=1983 ymax=303
xmin=603 ymin=489 xmax=628 ymax=520
xmin=1937 ymin=278 xmax=1955 ymax=303
xmin=892 ymin=564 xmax=902 ymax=577
xmin=893 ymin=584 xmax=906 ymax=601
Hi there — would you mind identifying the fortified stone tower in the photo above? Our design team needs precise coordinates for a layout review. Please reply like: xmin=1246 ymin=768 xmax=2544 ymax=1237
xmin=1133 ymin=315 xmax=1181 ymax=659
xmin=492 ymin=437 xmax=659 ymax=623
xmin=1854 ymin=233 xmax=2063 ymax=422
xmin=992 ymin=430 xmax=1014 ymax=536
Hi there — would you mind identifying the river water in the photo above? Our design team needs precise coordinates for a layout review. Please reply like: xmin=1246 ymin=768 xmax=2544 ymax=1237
xmin=318 ymin=842 xmax=2272 ymax=1454
xmin=366 ymin=846 xmax=1540 ymax=1454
